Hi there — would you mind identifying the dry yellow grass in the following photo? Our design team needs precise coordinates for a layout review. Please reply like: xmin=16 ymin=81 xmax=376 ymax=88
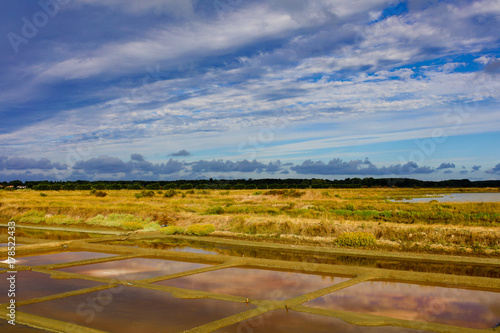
xmin=1 ymin=188 xmax=499 ymax=255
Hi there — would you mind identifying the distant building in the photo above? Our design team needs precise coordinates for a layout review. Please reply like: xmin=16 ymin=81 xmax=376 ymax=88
xmin=16 ymin=186 xmax=27 ymax=189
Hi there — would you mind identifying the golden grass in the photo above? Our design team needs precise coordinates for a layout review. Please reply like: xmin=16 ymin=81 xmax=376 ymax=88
xmin=1 ymin=188 xmax=499 ymax=255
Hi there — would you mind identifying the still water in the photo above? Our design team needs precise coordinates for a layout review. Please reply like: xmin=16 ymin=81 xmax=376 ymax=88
xmin=108 ymin=239 xmax=500 ymax=278
xmin=0 ymin=271 xmax=103 ymax=303
xmin=9 ymin=251 xmax=115 ymax=266
xmin=57 ymin=258 xmax=211 ymax=280
xmin=394 ymin=192 xmax=500 ymax=203
xmin=0 ymin=320 xmax=47 ymax=332
xmin=305 ymin=280 xmax=500 ymax=329
xmin=156 ymin=266 xmax=350 ymax=300
xmin=214 ymin=309 xmax=431 ymax=333
xmin=19 ymin=286 xmax=254 ymax=333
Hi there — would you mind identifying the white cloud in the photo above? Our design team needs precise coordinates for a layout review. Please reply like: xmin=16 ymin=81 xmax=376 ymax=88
xmin=72 ymin=0 xmax=196 ymax=17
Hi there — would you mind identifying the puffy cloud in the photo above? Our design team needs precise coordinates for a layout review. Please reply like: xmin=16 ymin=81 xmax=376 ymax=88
xmin=191 ymin=159 xmax=267 ymax=173
xmin=0 ymin=156 xmax=7 ymax=170
xmin=486 ymin=163 xmax=500 ymax=174
xmin=437 ymin=163 xmax=456 ymax=170
xmin=0 ymin=172 xmax=60 ymax=182
xmin=483 ymin=58 xmax=500 ymax=75
xmin=169 ymin=150 xmax=191 ymax=157
xmin=72 ymin=0 xmax=196 ymax=17
xmin=290 ymin=158 xmax=435 ymax=175
xmin=131 ymin=153 xmax=145 ymax=162
xmin=73 ymin=156 xmax=131 ymax=174
xmin=153 ymin=159 xmax=184 ymax=174
xmin=72 ymin=155 xmax=184 ymax=176
xmin=1 ymin=156 xmax=67 ymax=171
xmin=0 ymin=154 xmax=497 ymax=181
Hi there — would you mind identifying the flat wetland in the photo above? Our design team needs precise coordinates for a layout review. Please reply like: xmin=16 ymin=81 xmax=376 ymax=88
xmin=1 ymin=187 xmax=499 ymax=256
xmin=1 ymin=187 xmax=499 ymax=332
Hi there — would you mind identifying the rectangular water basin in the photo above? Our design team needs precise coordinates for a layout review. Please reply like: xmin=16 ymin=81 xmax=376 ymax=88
xmin=304 ymin=280 xmax=500 ymax=329
xmin=8 ymin=251 xmax=115 ymax=266
xmin=57 ymin=258 xmax=211 ymax=280
xmin=19 ymin=286 xmax=254 ymax=332
xmin=155 ymin=266 xmax=350 ymax=300
xmin=0 ymin=271 xmax=103 ymax=303
xmin=214 ymin=309 xmax=431 ymax=333
xmin=0 ymin=320 xmax=48 ymax=332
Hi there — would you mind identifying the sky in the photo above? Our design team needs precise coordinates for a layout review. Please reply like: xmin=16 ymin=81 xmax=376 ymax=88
xmin=0 ymin=0 xmax=499 ymax=182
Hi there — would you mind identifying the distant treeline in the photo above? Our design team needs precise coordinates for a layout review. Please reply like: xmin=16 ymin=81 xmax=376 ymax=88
xmin=2 ymin=178 xmax=500 ymax=191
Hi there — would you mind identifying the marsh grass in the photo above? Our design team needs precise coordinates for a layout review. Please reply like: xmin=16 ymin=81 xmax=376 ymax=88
xmin=160 ymin=226 xmax=185 ymax=235
xmin=335 ymin=232 xmax=376 ymax=247
xmin=1 ymin=188 xmax=499 ymax=254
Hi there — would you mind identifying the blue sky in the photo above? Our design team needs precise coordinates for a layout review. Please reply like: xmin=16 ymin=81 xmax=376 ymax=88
xmin=1 ymin=0 xmax=499 ymax=181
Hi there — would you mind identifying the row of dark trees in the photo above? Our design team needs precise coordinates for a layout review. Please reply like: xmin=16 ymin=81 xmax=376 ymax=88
xmin=1 ymin=178 xmax=499 ymax=191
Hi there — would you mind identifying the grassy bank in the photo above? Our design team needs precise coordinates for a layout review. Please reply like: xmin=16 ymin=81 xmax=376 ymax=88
xmin=0 ymin=188 xmax=499 ymax=256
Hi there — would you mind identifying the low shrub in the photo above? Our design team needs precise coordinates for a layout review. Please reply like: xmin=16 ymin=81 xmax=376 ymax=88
xmin=45 ymin=215 xmax=81 ymax=225
xmin=90 ymin=189 xmax=107 ymax=197
xmin=185 ymin=224 xmax=215 ymax=236
xmin=344 ymin=204 xmax=355 ymax=211
xmin=86 ymin=213 xmax=150 ymax=229
xmin=122 ymin=222 xmax=144 ymax=230
xmin=39 ymin=193 xmax=47 ymax=197
xmin=142 ymin=222 xmax=162 ymax=231
xmin=264 ymin=189 xmax=305 ymax=197
xmin=135 ymin=190 xmax=155 ymax=198
xmin=164 ymin=189 xmax=177 ymax=198
xmin=14 ymin=210 xmax=46 ymax=224
xmin=335 ymin=232 xmax=376 ymax=247
xmin=206 ymin=205 xmax=224 ymax=215
xmin=160 ymin=226 xmax=185 ymax=235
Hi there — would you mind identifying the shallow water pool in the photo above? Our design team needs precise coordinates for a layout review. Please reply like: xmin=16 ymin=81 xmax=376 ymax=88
xmin=156 ymin=266 xmax=350 ymax=300
xmin=57 ymin=257 xmax=211 ymax=280
xmin=305 ymin=280 xmax=500 ymax=329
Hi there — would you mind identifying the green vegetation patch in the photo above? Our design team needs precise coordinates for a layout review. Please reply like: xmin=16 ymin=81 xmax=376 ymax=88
xmin=205 ymin=205 xmax=225 ymax=215
xmin=160 ymin=226 xmax=185 ymax=235
xmin=264 ymin=189 xmax=305 ymax=197
xmin=45 ymin=215 xmax=81 ymax=225
xmin=185 ymin=223 xmax=216 ymax=236
xmin=13 ymin=210 xmax=47 ymax=224
xmin=335 ymin=232 xmax=376 ymax=247
xmin=86 ymin=213 xmax=151 ymax=229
